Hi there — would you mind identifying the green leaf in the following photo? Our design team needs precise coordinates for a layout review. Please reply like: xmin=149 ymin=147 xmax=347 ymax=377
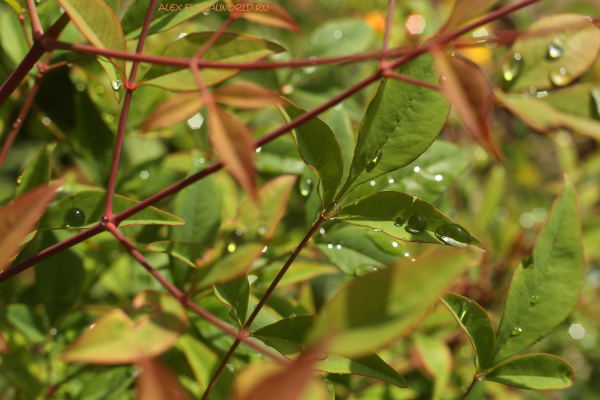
xmin=485 ymin=354 xmax=574 ymax=390
xmin=77 ymin=366 xmax=134 ymax=400
xmin=490 ymin=174 xmax=583 ymax=366
xmin=441 ymin=293 xmax=495 ymax=370
xmin=178 ymin=334 xmax=219 ymax=389
xmin=335 ymin=191 xmax=486 ymax=250
xmin=213 ymin=275 xmax=250 ymax=328
xmin=326 ymin=108 xmax=355 ymax=186
xmin=304 ymin=18 xmax=374 ymax=57
xmin=502 ymin=14 xmax=600 ymax=91
xmin=541 ymin=83 xmax=600 ymax=120
xmin=58 ymin=0 xmax=126 ymax=78
xmin=412 ymin=333 xmax=452 ymax=400
xmin=37 ymin=190 xmax=185 ymax=230
xmin=0 ymin=7 xmax=29 ymax=67
xmin=278 ymin=100 xmax=344 ymax=209
xmin=259 ymin=261 xmax=338 ymax=287
xmin=15 ymin=142 xmax=57 ymax=198
xmin=307 ymin=249 xmax=476 ymax=357
xmin=197 ymin=243 xmax=265 ymax=288
xmin=441 ymin=0 xmax=500 ymax=32
xmin=251 ymin=316 xmax=407 ymax=388
xmin=141 ymin=33 xmax=285 ymax=91
xmin=338 ymin=53 xmax=449 ymax=197
xmin=121 ymin=0 xmax=216 ymax=39
xmin=0 ymin=305 xmax=46 ymax=344
xmin=1 ymin=0 xmax=21 ymax=14
xmin=146 ymin=241 xmax=212 ymax=268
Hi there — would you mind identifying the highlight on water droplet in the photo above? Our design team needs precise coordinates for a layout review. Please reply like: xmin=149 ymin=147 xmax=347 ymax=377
xmin=530 ymin=295 xmax=540 ymax=306
xmin=300 ymin=178 xmax=312 ymax=196
xmin=326 ymin=380 xmax=334 ymax=393
xmin=549 ymin=67 xmax=570 ymax=86
xmin=503 ymin=53 xmax=522 ymax=81
xmin=511 ymin=327 xmax=523 ymax=336
xmin=547 ymin=38 xmax=564 ymax=59
xmin=366 ymin=149 xmax=382 ymax=173
xmin=355 ymin=265 xmax=378 ymax=277
xmin=226 ymin=363 xmax=234 ymax=372
xmin=394 ymin=216 xmax=405 ymax=227
xmin=435 ymin=223 xmax=472 ymax=247
xmin=111 ymin=79 xmax=122 ymax=91
xmin=289 ymin=313 xmax=297 ymax=318
xmin=64 ymin=207 xmax=86 ymax=227
xmin=257 ymin=223 xmax=268 ymax=237
xmin=405 ymin=214 xmax=427 ymax=234
xmin=227 ymin=242 xmax=236 ymax=253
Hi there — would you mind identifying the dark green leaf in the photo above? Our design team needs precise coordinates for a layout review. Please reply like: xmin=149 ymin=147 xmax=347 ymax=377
xmin=77 ymin=366 xmax=134 ymax=400
xmin=15 ymin=142 xmax=56 ymax=198
xmin=338 ymin=53 xmax=449 ymax=197
xmin=490 ymin=174 xmax=583 ymax=366
xmin=335 ymin=191 xmax=486 ymax=250
xmin=214 ymin=275 xmax=250 ymax=328
xmin=326 ymin=108 xmax=356 ymax=187
xmin=38 ymin=190 xmax=185 ymax=230
xmin=251 ymin=316 xmax=407 ymax=388
xmin=441 ymin=293 xmax=495 ymax=370
xmin=278 ymin=100 xmax=344 ymax=209
xmin=485 ymin=354 xmax=574 ymax=390
xmin=412 ymin=333 xmax=452 ymax=400
xmin=0 ymin=305 xmax=46 ymax=344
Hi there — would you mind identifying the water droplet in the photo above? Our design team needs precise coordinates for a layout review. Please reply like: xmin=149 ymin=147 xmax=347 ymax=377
xmin=511 ymin=327 xmax=522 ymax=336
xmin=265 ymin=341 xmax=272 ymax=347
xmin=257 ymin=223 xmax=268 ymax=237
xmin=289 ymin=313 xmax=297 ymax=318
xmin=394 ymin=216 xmax=405 ymax=227
xmin=235 ymin=228 xmax=243 ymax=236
xmin=547 ymin=39 xmax=564 ymax=59
xmin=405 ymin=214 xmax=427 ymax=234
xmin=366 ymin=149 xmax=382 ymax=172
xmin=64 ymin=207 xmax=85 ymax=227
xmin=16 ymin=176 xmax=22 ymax=185
xmin=549 ymin=67 xmax=570 ymax=86
xmin=354 ymin=199 xmax=360 ymax=205
xmin=326 ymin=200 xmax=340 ymax=216
xmin=503 ymin=53 xmax=522 ymax=81
xmin=326 ymin=381 xmax=334 ymax=392
xmin=316 ymin=352 xmax=329 ymax=361
xmin=530 ymin=295 xmax=540 ymax=306
xmin=355 ymin=265 xmax=378 ymax=277
xmin=227 ymin=242 xmax=236 ymax=252
xmin=300 ymin=178 xmax=312 ymax=196
xmin=373 ymin=228 xmax=383 ymax=233
xmin=111 ymin=80 xmax=122 ymax=91
xmin=450 ymin=50 xmax=456 ymax=57
xmin=459 ymin=300 xmax=473 ymax=321
xmin=226 ymin=363 xmax=234 ymax=372
xmin=435 ymin=223 xmax=472 ymax=247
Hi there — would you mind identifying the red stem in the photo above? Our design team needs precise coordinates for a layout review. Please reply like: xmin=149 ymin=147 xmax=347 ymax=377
xmin=0 ymin=74 xmax=43 ymax=172
xmin=382 ymin=70 xmax=442 ymax=91
xmin=25 ymin=0 xmax=43 ymax=38
xmin=103 ymin=0 xmax=158 ymax=217
xmin=461 ymin=377 xmax=478 ymax=400
xmin=201 ymin=215 xmax=326 ymax=400
xmin=381 ymin=0 xmax=396 ymax=66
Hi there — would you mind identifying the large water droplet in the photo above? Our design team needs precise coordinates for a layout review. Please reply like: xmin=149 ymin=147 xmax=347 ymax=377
xmin=530 ymin=295 xmax=540 ymax=306
xmin=511 ymin=327 xmax=522 ymax=336
xmin=355 ymin=265 xmax=378 ymax=277
xmin=547 ymin=39 xmax=564 ymax=59
xmin=326 ymin=381 xmax=334 ymax=393
xmin=265 ymin=341 xmax=273 ymax=347
xmin=394 ymin=216 xmax=405 ymax=227
xmin=64 ymin=207 xmax=85 ymax=227
xmin=366 ymin=149 xmax=382 ymax=172
xmin=435 ymin=223 xmax=472 ymax=247
xmin=111 ymin=80 xmax=122 ymax=91
xmin=503 ymin=53 xmax=522 ymax=81
xmin=405 ymin=214 xmax=427 ymax=234
xmin=16 ymin=176 xmax=22 ymax=185
xmin=549 ymin=67 xmax=570 ymax=86
xmin=300 ymin=178 xmax=312 ymax=196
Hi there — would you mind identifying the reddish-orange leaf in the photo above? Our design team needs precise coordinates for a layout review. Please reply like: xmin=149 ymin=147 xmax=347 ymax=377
xmin=61 ymin=291 xmax=187 ymax=364
xmin=210 ymin=106 xmax=256 ymax=197
xmin=0 ymin=183 xmax=61 ymax=272
xmin=433 ymin=50 xmax=502 ymax=161
xmin=213 ymin=81 xmax=283 ymax=110
xmin=239 ymin=3 xmax=301 ymax=33
xmin=441 ymin=0 xmax=500 ymax=33
xmin=137 ymin=358 xmax=191 ymax=400
xmin=0 ymin=329 xmax=9 ymax=354
xmin=142 ymin=93 xmax=203 ymax=132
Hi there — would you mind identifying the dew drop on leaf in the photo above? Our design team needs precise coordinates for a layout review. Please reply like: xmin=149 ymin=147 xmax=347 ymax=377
xmin=265 ymin=341 xmax=272 ymax=347
xmin=549 ymin=67 xmax=570 ymax=86
xmin=547 ymin=39 xmax=564 ymax=59
xmin=435 ymin=223 xmax=472 ymax=247
xmin=227 ymin=242 xmax=236 ymax=252
xmin=354 ymin=199 xmax=360 ymax=205
xmin=394 ymin=216 xmax=405 ymax=227
xmin=503 ymin=53 xmax=522 ymax=81
xmin=366 ymin=149 xmax=382 ymax=172
xmin=316 ymin=352 xmax=329 ymax=361
xmin=257 ymin=223 xmax=268 ymax=237
xmin=289 ymin=313 xmax=297 ymax=318
xmin=511 ymin=327 xmax=523 ymax=336
xmin=355 ymin=265 xmax=378 ymax=277
xmin=16 ymin=176 xmax=22 ymax=185
xmin=64 ymin=207 xmax=85 ymax=227
xmin=530 ymin=295 xmax=540 ymax=306
xmin=300 ymin=178 xmax=312 ymax=196
xmin=405 ymin=214 xmax=427 ymax=234
xmin=111 ymin=80 xmax=122 ymax=91
xmin=326 ymin=381 xmax=334 ymax=393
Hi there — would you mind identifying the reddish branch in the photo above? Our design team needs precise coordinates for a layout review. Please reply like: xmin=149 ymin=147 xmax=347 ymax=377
xmin=25 ymin=0 xmax=43 ymax=38
xmin=382 ymin=70 xmax=442 ymax=91
xmin=381 ymin=0 xmax=397 ymax=67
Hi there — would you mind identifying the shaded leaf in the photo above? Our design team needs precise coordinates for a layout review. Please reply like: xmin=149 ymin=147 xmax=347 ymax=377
xmin=178 ymin=334 xmax=220 ymax=390
xmin=490 ymin=174 xmax=583 ymax=366
xmin=0 ymin=183 xmax=60 ymax=271
xmin=142 ymin=93 xmax=203 ymax=132
xmin=279 ymin=99 xmax=344 ymax=209
xmin=305 ymin=18 xmax=374 ymax=57
xmin=136 ymin=357 xmax=191 ymax=400
xmin=433 ymin=52 xmax=500 ymax=160
xmin=502 ymin=14 xmax=600 ymax=91
xmin=441 ymin=0 xmax=500 ymax=32
xmin=214 ymin=275 xmax=250 ymax=328
xmin=412 ymin=333 xmax=452 ymax=400
xmin=15 ymin=142 xmax=57 ymax=198
xmin=214 ymin=81 xmax=283 ymax=110
xmin=0 ymin=304 xmax=46 ymax=344
xmin=335 ymin=191 xmax=486 ymax=250
xmin=485 ymin=354 xmax=574 ymax=390
xmin=259 ymin=261 xmax=338 ymax=287
xmin=38 ymin=190 xmax=185 ymax=230
xmin=307 ymin=249 xmax=476 ymax=357
xmin=78 ymin=366 xmax=134 ymax=400
xmin=441 ymin=293 xmax=495 ymax=370
xmin=338 ymin=54 xmax=450 ymax=197
xmin=240 ymin=3 xmax=301 ymax=33
xmin=58 ymin=0 xmax=126 ymax=78
xmin=210 ymin=106 xmax=256 ymax=196
xmin=326 ymin=108 xmax=355 ymax=188
xmin=141 ymin=33 xmax=285 ymax=91
xmin=251 ymin=316 xmax=407 ymax=388
xmin=62 ymin=291 xmax=187 ymax=364
xmin=146 ymin=241 xmax=212 ymax=268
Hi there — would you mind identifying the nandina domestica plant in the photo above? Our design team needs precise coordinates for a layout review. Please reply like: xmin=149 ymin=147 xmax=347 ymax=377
xmin=0 ymin=0 xmax=599 ymax=399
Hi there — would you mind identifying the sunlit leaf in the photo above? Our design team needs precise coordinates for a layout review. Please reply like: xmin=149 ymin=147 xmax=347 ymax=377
xmin=214 ymin=81 xmax=283 ymax=110
xmin=62 ymin=291 xmax=187 ymax=364
xmin=37 ymin=190 xmax=185 ymax=230
xmin=485 ymin=354 xmax=574 ymax=390
xmin=146 ymin=241 xmax=212 ymax=268
xmin=259 ymin=261 xmax=338 ymax=287
xmin=239 ymin=3 xmax=301 ymax=33
xmin=142 ymin=93 xmax=203 ymax=132
xmin=304 ymin=18 xmax=374 ymax=57
xmin=2 ymin=0 xmax=20 ymax=14
xmin=490 ymin=174 xmax=583 ymax=366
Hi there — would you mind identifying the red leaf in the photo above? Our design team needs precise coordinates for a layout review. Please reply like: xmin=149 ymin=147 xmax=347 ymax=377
xmin=142 ymin=93 xmax=203 ymax=132
xmin=239 ymin=3 xmax=301 ymax=33
xmin=213 ymin=81 xmax=283 ymax=110
xmin=137 ymin=358 xmax=191 ymax=400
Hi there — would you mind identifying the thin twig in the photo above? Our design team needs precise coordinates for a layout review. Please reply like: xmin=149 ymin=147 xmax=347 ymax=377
xmin=25 ymin=0 xmax=43 ymax=38
xmin=382 ymin=70 xmax=442 ymax=90
xmin=461 ymin=377 xmax=478 ymax=400
xmin=381 ymin=0 xmax=396 ymax=67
